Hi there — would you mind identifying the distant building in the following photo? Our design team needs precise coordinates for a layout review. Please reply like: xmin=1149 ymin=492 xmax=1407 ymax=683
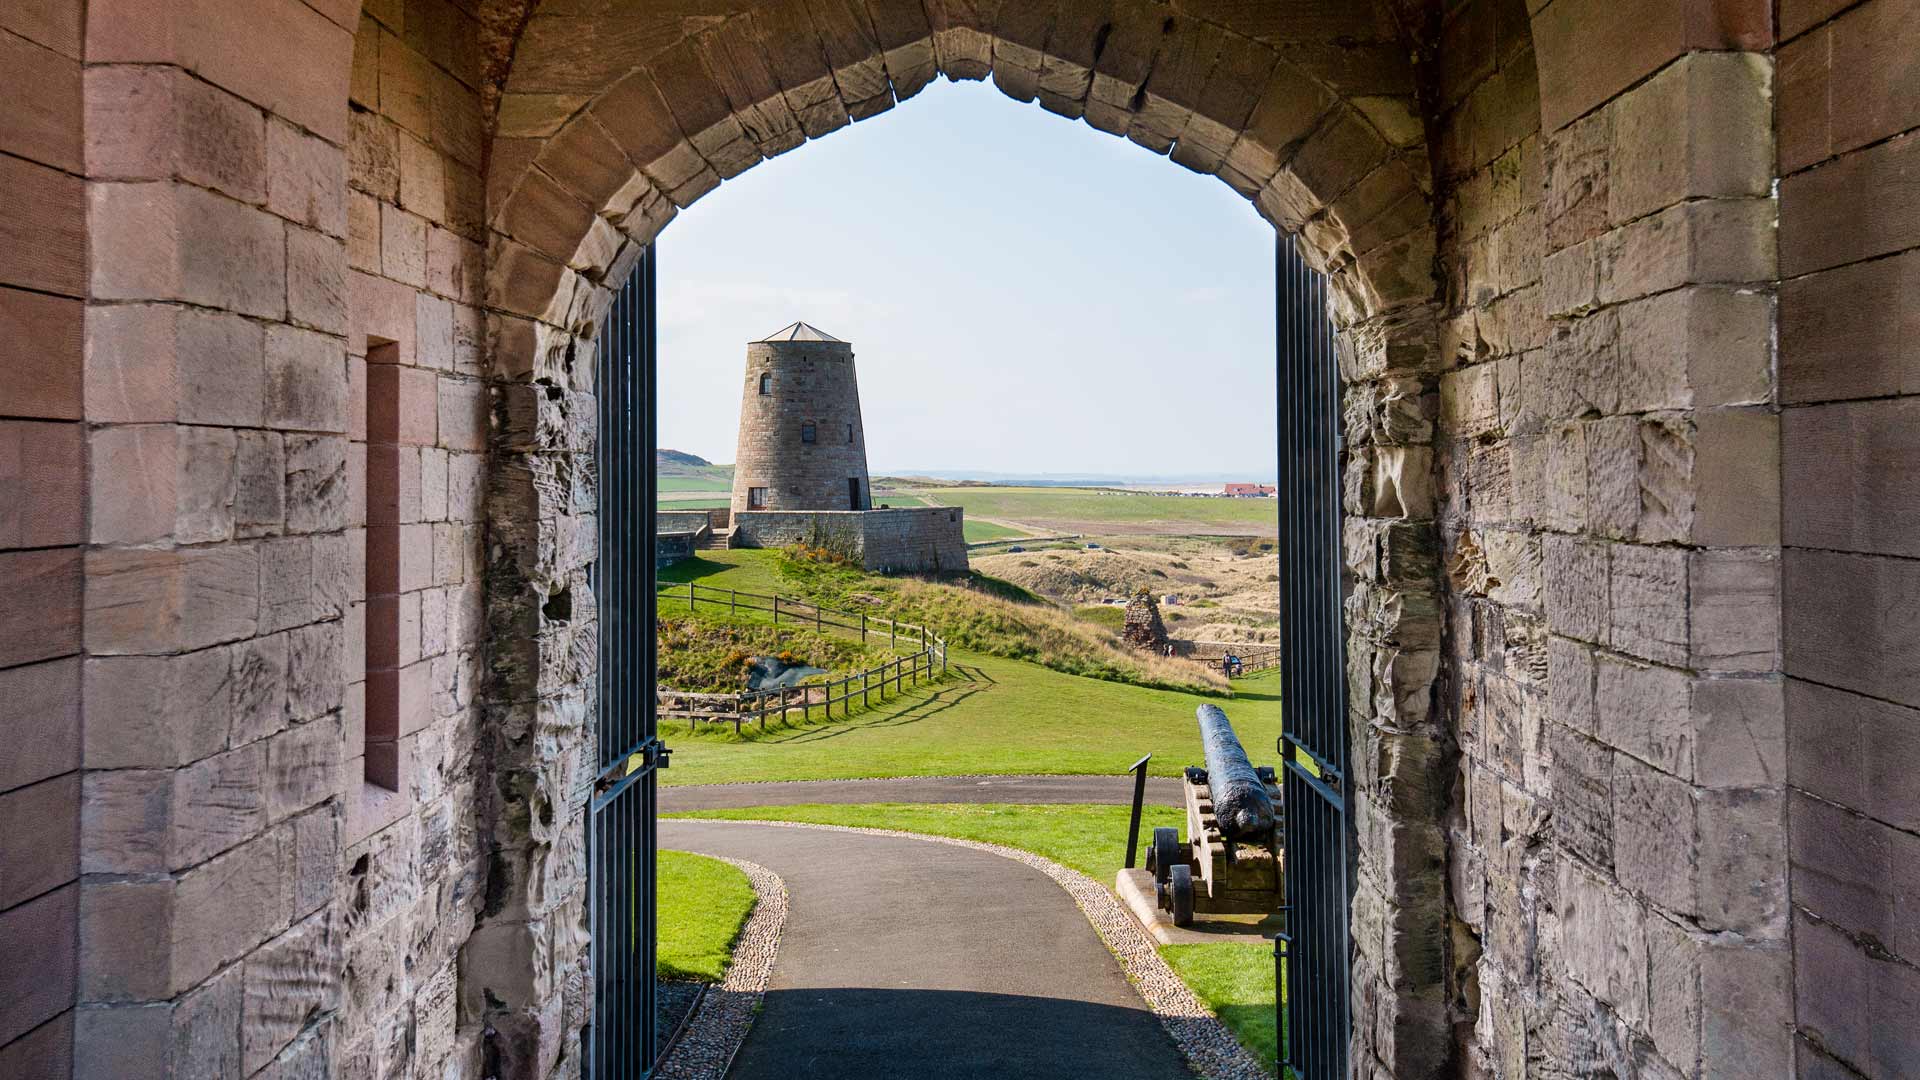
xmin=1224 ymin=483 xmax=1276 ymax=497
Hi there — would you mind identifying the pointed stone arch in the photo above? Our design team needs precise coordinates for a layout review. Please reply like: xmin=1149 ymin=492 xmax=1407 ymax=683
xmin=467 ymin=3 xmax=1449 ymax=1076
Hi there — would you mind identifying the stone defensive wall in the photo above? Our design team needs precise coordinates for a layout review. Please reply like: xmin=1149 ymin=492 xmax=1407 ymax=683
xmin=731 ymin=508 xmax=969 ymax=575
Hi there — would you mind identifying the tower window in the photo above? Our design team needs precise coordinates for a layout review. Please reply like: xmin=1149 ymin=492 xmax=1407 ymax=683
xmin=748 ymin=487 xmax=767 ymax=509
xmin=847 ymin=423 xmax=854 ymax=443
xmin=801 ymin=423 xmax=816 ymax=444
xmin=759 ymin=373 xmax=771 ymax=394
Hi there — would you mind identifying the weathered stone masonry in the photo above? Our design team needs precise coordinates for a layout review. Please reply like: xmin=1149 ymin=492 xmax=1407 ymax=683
xmin=730 ymin=507 xmax=968 ymax=573
xmin=3 ymin=1 xmax=1918 ymax=1078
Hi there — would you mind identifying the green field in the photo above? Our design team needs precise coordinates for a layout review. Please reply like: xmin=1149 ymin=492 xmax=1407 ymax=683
xmin=657 ymin=850 xmax=757 ymax=982
xmin=913 ymin=486 xmax=1278 ymax=534
xmin=962 ymin=518 xmax=1029 ymax=542
xmin=660 ymin=476 xmax=731 ymax=492
xmin=656 ymin=497 xmax=731 ymax=509
xmin=669 ymin=803 xmax=1278 ymax=1072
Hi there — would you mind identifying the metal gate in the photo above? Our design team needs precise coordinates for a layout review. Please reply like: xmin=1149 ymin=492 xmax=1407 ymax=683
xmin=1274 ymin=236 xmax=1351 ymax=1079
xmin=588 ymin=244 xmax=667 ymax=1078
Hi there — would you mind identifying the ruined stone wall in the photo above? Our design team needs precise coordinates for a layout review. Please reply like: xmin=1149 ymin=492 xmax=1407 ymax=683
xmin=1774 ymin=0 xmax=1920 ymax=1074
xmin=729 ymin=338 xmax=871 ymax=514
xmin=0 ymin=2 xmax=86 ymax=1074
xmin=732 ymin=507 xmax=968 ymax=574
xmin=1429 ymin=3 xmax=1792 ymax=1078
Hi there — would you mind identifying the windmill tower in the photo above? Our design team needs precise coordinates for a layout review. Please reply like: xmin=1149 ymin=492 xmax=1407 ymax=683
xmin=729 ymin=321 xmax=872 ymax=515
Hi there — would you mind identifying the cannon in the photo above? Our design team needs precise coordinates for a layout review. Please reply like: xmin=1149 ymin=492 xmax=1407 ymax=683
xmin=1143 ymin=705 xmax=1283 ymax=927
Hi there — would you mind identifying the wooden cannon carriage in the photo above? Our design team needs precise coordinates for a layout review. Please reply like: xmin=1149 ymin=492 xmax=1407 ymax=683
xmin=1142 ymin=706 xmax=1285 ymax=927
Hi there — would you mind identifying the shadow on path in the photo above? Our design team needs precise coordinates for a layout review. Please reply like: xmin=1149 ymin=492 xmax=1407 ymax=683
xmin=729 ymin=988 xmax=1190 ymax=1080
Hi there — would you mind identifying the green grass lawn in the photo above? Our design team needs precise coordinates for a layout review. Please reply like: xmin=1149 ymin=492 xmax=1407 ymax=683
xmin=962 ymin=518 xmax=1030 ymax=542
xmin=658 ymin=549 xmax=789 ymax=599
xmin=657 ymin=497 xmax=732 ymax=510
xmin=662 ymin=648 xmax=1280 ymax=785
xmin=657 ymin=850 xmax=757 ymax=982
xmin=668 ymin=803 xmax=1278 ymax=1072
xmin=914 ymin=486 xmax=1278 ymax=534
xmin=1160 ymin=942 xmax=1281 ymax=1074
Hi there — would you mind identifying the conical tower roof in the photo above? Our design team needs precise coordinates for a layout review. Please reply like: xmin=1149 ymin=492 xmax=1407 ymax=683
xmin=755 ymin=321 xmax=844 ymax=343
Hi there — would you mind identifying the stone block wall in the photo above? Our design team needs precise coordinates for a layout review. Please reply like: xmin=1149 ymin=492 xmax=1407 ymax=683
xmin=1775 ymin=0 xmax=1920 ymax=1074
xmin=69 ymin=1 xmax=364 ymax=1077
xmin=0 ymin=2 xmax=84 ymax=1075
xmin=732 ymin=507 xmax=969 ymax=574
xmin=1424 ymin=2 xmax=1797 ymax=1077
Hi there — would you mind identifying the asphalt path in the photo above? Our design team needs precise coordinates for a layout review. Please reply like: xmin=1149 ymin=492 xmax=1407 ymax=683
xmin=661 ymin=820 xmax=1192 ymax=1079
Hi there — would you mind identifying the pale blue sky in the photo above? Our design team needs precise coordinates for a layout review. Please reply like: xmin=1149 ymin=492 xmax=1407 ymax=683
xmin=657 ymin=78 xmax=1276 ymax=478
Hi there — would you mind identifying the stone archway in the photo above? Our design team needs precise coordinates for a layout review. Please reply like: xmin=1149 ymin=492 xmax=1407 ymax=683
xmin=24 ymin=0 xmax=1818 ymax=1077
xmin=466 ymin=3 xmax=1450 ymax=1075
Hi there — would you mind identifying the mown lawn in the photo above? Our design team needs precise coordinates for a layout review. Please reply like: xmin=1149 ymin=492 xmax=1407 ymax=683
xmin=1160 ymin=942 xmax=1281 ymax=1074
xmin=667 ymin=803 xmax=1280 ymax=1073
xmin=657 ymin=850 xmax=757 ymax=982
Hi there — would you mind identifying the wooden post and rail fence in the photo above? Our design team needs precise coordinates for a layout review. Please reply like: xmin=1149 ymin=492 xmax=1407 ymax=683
xmin=653 ymin=581 xmax=950 ymax=734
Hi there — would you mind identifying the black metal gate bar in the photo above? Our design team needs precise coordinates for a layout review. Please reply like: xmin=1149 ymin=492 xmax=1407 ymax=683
xmin=1275 ymin=235 xmax=1350 ymax=1079
xmin=590 ymin=244 xmax=664 ymax=1079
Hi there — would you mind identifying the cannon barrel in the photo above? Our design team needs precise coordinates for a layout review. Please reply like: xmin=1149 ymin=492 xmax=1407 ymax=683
xmin=1196 ymin=704 xmax=1276 ymax=843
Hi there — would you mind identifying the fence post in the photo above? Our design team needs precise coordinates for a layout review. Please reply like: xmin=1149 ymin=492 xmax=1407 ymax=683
xmin=773 ymin=596 xmax=779 ymax=624
xmin=861 ymin=613 xmax=867 ymax=643
xmin=863 ymin=668 xmax=870 ymax=708
xmin=890 ymin=620 xmax=896 ymax=650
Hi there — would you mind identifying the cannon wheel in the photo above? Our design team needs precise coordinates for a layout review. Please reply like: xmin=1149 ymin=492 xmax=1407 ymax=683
xmin=1168 ymin=864 xmax=1195 ymax=926
xmin=1148 ymin=827 xmax=1181 ymax=884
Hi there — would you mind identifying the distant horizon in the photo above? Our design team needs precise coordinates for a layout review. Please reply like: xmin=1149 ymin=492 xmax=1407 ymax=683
xmin=658 ymin=448 xmax=1276 ymax=487
xmin=657 ymin=78 xmax=1276 ymax=477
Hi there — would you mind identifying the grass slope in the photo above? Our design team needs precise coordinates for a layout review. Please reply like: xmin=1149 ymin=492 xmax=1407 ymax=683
xmin=660 ymin=549 xmax=1226 ymax=695
xmin=657 ymin=850 xmax=757 ymax=982
xmin=669 ymin=803 xmax=1278 ymax=1073
xmin=661 ymin=649 xmax=1279 ymax=785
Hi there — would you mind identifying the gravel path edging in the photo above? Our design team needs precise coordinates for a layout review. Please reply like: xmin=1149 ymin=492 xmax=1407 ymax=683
xmin=680 ymin=819 xmax=1270 ymax=1080
xmin=654 ymin=855 xmax=789 ymax=1080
